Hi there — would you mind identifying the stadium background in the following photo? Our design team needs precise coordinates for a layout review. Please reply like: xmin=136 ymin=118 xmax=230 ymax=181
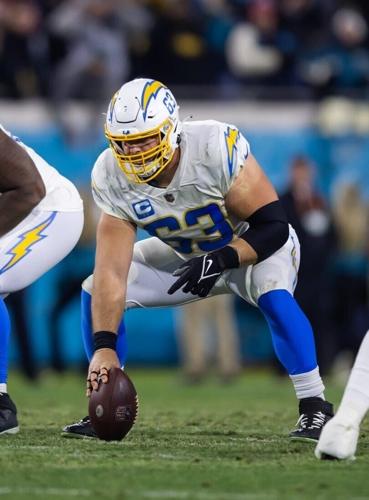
xmin=0 ymin=0 xmax=368 ymax=373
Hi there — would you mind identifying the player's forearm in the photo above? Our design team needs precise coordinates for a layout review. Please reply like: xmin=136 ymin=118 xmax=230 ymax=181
xmin=0 ymin=183 xmax=45 ymax=236
xmin=228 ymin=237 xmax=258 ymax=266
xmin=91 ymin=277 xmax=126 ymax=334
xmin=92 ymin=215 xmax=135 ymax=335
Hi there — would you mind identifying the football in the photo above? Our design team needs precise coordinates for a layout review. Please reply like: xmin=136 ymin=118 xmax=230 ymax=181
xmin=88 ymin=368 xmax=138 ymax=441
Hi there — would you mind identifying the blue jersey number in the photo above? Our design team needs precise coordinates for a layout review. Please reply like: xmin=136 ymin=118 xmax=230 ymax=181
xmin=163 ymin=92 xmax=176 ymax=114
xmin=143 ymin=203 xmax=233 ymax=254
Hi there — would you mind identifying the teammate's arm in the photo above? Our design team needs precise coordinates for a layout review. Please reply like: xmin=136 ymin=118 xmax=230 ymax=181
xmin=0 ymin=129 xmax=46 ymax=236
xmin=225 ymin=153 xmax=287 ymax=265
xmin=87 ymin=213 xmax=136 ymax=395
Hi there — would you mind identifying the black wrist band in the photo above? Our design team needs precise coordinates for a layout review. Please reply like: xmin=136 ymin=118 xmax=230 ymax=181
xmin=215 ymin=245 xmax=240 ymax=270
xmin=93 ymin=331 xmax=117 ymax=352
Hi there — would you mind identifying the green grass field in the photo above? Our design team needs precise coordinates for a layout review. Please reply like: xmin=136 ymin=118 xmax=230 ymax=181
xmin=1 ymin=369 xmax=368 ymax=500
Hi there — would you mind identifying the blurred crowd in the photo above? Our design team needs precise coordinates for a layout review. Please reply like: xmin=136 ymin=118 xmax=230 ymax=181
xmin=2 ymin=0 xmax=369 ymax=101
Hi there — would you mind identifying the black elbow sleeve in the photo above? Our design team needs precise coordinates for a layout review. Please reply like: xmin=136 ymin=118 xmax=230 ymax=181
xmin=239 ymin=200 xmax=289 ymax=262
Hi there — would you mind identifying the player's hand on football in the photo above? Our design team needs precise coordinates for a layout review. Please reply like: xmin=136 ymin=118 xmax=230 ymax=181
xmin=86 ymin=348 xmax=121 ymax=397
xmin=168 ymin=253 xmax=224 ymax=298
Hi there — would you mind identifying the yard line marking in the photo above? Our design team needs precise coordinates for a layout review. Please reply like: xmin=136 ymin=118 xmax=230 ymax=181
xmin=0 ymin=487 xmax=90 ymax=497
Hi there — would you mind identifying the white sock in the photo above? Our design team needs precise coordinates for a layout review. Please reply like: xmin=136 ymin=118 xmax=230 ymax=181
xmin=289 ymin=367 xmax=325 ymax=400
xmin=0 ymin=383 xmax=7 ymax=394
xmin=337 ymin=331 xmax=369 ymax=425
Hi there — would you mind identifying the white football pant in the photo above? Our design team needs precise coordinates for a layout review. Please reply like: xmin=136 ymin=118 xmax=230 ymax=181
xmin=0 ymin=208 xmax=84 ymax=296
xmin=82 ymin=225 xmax=300 ymax=308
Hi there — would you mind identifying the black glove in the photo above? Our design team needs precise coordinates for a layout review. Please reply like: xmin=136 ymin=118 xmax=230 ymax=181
xmin=167 ymin=246 xmax=239 ymax=298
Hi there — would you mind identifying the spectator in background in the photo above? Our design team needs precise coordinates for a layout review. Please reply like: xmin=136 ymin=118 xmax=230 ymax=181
xmin=226 ymin=0 xmax=286 ymax=87
xmin=179 ymin=295 xmax=241 ymax=383
xmin=49 ymin=0 xmax=130 ymax=102
xmin=143 ymin=0 xmax=221 ymax=89
xmin=0 ymin=0 xmax=49 ymax=97
xmin=299 ymin=7 xmax=369 ymax=96
xmin=279 ymin=0 xmax=332 ymax=52
xmin=331 ymin=181 xmax=369 ymax=360
xmin=47 ymin=0 xmax=130 ymax=140
xmin=196 ymin=0 xmax=236 ymax=94
xmin=280 ymin=156 xmax=337 ymax=374
xmin=225 ymin=0 xmax=313 ymax=92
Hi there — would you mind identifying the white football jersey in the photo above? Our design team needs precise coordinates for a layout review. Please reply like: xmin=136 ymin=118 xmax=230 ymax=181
xmin=92 ymin=120 xmax=250 ymax=256
xmin=0 ymin=125 xmax=82 ymax=212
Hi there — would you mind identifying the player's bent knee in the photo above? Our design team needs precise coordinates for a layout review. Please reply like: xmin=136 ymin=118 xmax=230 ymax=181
xmin=252 ymin=280 xmax=292 ymax=303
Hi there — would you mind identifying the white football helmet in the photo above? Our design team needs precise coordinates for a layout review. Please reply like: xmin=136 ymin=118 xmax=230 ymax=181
xmin=105 ymin=78 xmax=181 ymax=183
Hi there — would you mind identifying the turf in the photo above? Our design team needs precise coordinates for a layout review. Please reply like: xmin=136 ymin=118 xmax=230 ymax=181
xmin=1 ymin=369 xmax=368 ymax=500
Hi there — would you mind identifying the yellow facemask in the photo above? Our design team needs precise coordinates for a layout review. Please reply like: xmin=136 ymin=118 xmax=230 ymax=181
xmin=105 ymin=118 xmax=175 ymax=184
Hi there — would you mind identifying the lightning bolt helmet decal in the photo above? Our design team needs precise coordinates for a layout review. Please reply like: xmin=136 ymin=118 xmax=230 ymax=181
xmin=141 ymin=80 xmax=167 ymax=121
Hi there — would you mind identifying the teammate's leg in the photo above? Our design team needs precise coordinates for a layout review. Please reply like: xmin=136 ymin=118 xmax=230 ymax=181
xmin=0 ymin=209 xmax=83 ymax=434
xmin=0 ymin=296 xmax=18 ymax=434
xmin=315 ymin=330 xmax=369 ymax=460
xmin=0 ymin=297 xmax=11 ymax=394
xmin=0 ymin=210 xmax=83 ymax=294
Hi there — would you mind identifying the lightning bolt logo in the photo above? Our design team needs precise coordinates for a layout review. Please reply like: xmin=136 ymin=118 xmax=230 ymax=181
xmin=224 ymin=127 xmax=239 ymax=176
xmin=107 ymin=91 xmax=119 ymax=124
xmin=0 ymin=212 xmax=56 ymax=275
xmin=141 ymin=80 xmax=166 ymax=121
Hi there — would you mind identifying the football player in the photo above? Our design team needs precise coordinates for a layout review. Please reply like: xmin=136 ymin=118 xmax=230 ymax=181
xmin=0 ymin=126 xmax=84 ymax=434
xmin=315 ymin=330 xmax=369 ymax=460
xmin=63 ymin=78 xmax=333 ymax=440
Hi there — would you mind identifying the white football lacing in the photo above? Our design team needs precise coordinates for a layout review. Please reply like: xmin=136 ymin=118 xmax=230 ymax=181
xmin=296 ymin=411 xmax=326 ymax=430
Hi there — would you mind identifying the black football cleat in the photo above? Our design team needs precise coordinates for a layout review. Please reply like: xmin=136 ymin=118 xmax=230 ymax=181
xmin=289 ymin=397 xmax=334 ymax=442
xmin=0 ymin=393 xmax=19 ymax=435
xmin=62 ymin=416 xmax=97 ymax=439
